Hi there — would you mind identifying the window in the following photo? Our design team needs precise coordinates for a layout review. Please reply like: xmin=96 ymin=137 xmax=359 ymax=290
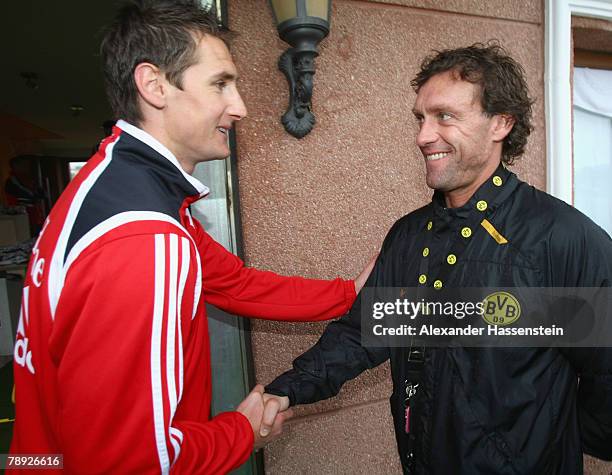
xmin=573 ymin=68 xmax=612 ymax=234
xmin=545 ymin=0 xmax=612 ymax=232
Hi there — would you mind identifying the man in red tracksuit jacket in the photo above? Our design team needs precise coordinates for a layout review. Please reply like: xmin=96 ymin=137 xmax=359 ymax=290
xmin=9 ymin=1 xmax=370 ymax=473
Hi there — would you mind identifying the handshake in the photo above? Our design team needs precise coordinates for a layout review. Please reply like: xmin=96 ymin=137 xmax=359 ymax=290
xmin=236 ymin=385 xmax=292 ymax=449
xmin=234 ymin=254 xmax=378 ymax=451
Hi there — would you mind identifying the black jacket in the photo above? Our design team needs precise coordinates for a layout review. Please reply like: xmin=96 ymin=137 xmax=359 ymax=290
xmin=266 ymin=166 xmax=612 ymax=474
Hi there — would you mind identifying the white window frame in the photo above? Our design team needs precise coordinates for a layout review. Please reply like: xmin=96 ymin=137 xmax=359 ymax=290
xmin=545 ymin=0 xmax=612 ymax=204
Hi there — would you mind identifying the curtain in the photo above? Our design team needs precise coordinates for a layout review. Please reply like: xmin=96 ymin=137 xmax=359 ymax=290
xmin=573 ymin=67 xmax=612 ymax=235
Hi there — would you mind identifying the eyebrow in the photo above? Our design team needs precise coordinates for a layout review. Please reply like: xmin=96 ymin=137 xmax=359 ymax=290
xmin=210 ymin=71 xmax=239 ymax=82
xmin=412 ymin=104 xmax=459 ymax=116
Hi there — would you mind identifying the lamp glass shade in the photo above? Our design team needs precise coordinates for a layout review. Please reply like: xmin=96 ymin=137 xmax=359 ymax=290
xmin=270 ymin=0 xmax=297 ymax=24
xmin=305 ymin=0 xmax=330 ymax=21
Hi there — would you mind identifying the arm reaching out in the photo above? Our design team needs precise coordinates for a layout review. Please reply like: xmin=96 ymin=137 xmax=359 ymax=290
xmin=195 ymin=225 xmax=356 ymax=321
xmin=264 ymin=222 xmax=403 ymax=407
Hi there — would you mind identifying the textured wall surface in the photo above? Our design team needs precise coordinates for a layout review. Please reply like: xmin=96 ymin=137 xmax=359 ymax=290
xmin=228 ymin=0 xmax=607 ymax=473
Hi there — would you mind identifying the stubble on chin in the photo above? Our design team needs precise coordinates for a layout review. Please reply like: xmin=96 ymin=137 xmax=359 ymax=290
xmin=425 ymin=167 xmax=450 ymax=192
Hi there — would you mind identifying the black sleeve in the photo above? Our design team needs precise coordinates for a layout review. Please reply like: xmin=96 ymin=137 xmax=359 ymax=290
xmin=553 ymin=214 xmax=612 ymax=460
xmin=265 ymin=289 xmax=390 ymax=405
xmin=264 ymin=221 xmax=406 ymax=405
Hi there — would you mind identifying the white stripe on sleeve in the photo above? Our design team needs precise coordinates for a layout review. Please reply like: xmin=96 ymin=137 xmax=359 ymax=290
xmin=152 ymin=234 xmax=170 ymax=474
xmin=166 ymin=234 xmax=179 ymax=420
xmin=176 ymin=237 xmax=190 ymax=401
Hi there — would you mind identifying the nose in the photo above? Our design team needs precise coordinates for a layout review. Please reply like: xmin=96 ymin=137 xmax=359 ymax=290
xmin=416 ymin=118 xmax=438 ymax=148
xmin=228 ymin=88 xmax=247 ymax=121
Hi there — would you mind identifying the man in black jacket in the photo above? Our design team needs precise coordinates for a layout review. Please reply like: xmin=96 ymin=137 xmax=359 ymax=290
xmin=263 ymin=42 xmax=612 ymax=474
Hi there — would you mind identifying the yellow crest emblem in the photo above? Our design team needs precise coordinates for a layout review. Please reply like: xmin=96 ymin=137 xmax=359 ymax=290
xmin=482 ymin=291 xmax=521 ymax=326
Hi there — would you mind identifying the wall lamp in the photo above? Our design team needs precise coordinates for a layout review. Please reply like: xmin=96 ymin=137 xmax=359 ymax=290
xmin=269 ymin=0 xmax=331 ymax=138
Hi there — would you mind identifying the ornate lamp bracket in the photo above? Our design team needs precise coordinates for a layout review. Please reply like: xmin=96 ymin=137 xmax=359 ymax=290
xmin=278 ymin=48 xmax=318 ymax=138
xmin=269 ymin=0 xmax=331 ymax=138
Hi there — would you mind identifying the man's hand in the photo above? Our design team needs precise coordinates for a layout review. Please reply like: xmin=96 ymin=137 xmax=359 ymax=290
xmin=354 ymin=253 xmax=378 ymax=294
xmin=237 ymin=385 xmax=292 ymax=450
xmin=261 ymin=393 xmax=291 ymax=437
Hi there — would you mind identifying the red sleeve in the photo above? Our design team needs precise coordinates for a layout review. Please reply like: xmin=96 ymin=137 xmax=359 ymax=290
xmin=196 ymin=224 xmax=356 ymax=320
xmin=50 ymin=232 xmax=252 ymax=474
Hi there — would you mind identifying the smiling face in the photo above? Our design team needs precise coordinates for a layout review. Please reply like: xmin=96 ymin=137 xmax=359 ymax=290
xmin=412 ymin=70 xmax=508 ymax=207
xmin=161 ymin=34 xmax=247 ymax=171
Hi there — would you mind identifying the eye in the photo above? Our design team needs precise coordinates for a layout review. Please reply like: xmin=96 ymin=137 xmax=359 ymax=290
xmin=438 ymin=112 xmax=452 ymax=121
xmin=215 ymin=80 xmax=227 ymax=90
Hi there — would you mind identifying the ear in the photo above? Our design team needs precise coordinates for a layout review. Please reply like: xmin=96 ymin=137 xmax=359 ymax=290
xmin=491 ymin=114 xmax=515 ymax=142
xmin=133 ymin=62 xmax=167 ymax=110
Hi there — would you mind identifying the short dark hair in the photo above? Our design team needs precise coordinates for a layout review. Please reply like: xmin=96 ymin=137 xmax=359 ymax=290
xmin=100 ymin=0 xmax=220 ymax=125
xmin=411 ymin=41 xmax=534 ymax=165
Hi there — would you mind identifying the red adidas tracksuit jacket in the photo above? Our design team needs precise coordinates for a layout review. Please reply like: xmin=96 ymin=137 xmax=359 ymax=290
xmin=9 ymin=120 xmax=355 ymax=474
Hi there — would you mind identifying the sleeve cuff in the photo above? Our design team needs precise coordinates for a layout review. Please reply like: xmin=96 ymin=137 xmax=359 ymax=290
xmin=264 ymin=385 xmax=295 ymax=407
xmin=343 ymin=279 xmax=357 ymax=312
xmin=222 ymin=411 xmax=255 ymax=468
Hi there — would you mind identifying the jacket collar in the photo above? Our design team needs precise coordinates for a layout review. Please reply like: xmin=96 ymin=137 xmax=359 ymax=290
xmin=115 ymin=119 xmax=210 ymax=199
xmin=432 ymin=163 xmax=516 ymax=220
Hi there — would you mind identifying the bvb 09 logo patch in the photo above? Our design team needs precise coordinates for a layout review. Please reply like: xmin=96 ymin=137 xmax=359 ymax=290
xmin=482 ymin=291 xmax=521 ymax=326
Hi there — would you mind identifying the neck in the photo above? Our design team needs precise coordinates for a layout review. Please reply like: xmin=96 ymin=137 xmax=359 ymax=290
xmin=444 ymin=189 xmax=476 ymax=208
xmin=137 ymin=118 xmax=195 ymax=174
